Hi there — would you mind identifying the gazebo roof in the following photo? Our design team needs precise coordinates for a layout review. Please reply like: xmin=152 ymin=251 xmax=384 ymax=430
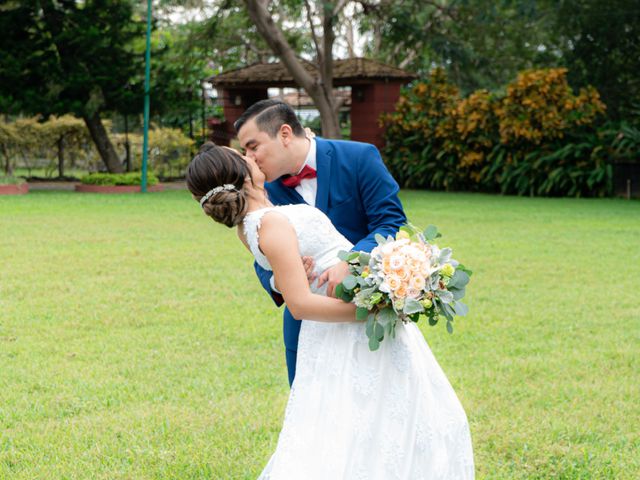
xmin=209 ymin=57 xmax=416 ymax=88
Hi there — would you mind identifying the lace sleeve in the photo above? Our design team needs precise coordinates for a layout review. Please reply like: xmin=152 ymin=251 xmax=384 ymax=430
xmin=242 ymin=208 xmax=274 ymax=271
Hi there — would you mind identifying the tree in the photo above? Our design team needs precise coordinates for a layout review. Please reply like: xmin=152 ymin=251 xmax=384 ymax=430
xmin=243 ymin=0 xmax=348 ymax=138
xmin=551 ymin=0 xmax=640 ymax=122
xmin=0 ymin=0 xmax=146 ymax=173
xmin=146 ymin=23 xmax=216 ymax=140
xmin=361 ymin=0 xmax=557 ymax=94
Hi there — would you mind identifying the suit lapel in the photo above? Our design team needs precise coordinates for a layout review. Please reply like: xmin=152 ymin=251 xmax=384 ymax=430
xmin=315 ymin=138 xmax=331 ymax=212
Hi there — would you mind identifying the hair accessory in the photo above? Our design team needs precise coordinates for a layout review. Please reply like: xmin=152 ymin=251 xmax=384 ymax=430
xmin=200 ymin=184 xmax=237 ymax=207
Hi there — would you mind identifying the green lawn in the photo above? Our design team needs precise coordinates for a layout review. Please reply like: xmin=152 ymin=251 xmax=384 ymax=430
xmin=1 ymin=190 xmax=638 ymax=479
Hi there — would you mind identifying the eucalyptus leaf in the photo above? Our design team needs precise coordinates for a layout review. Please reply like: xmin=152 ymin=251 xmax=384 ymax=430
xmin=424 ymin=224 xmax=438 ymax=240
xmin=358 ymin=252 xmax=371 ymax=264
xmin=453 ymin=301 xmax=469 ymax=316
xmin=450 ymin=287 xmax=466 ymax=300
xmin=347 ymin=251 xmax=360 ymax=262
xmin=457 ymin=264 xmax=473 ymax=277
xmin=342 ymin=275 xmax=358 ymax=290
xmin=441 ymin=303 xmax=455 ymax=321
xmin=377 ymin=307 xmax=397 ymax=327
xmin=340 ymin=290 xmax=354 ymax=302
xmin=446 ymin=320 xmax=454 ymax=334
xmin=384 ymin=320 xmax=394 ymax=338
xmin=374 ymin=322 xmax=385 ymax=341
xmin=356 ymin=306 xmax=369 ymax=321
xmin=366 ymin=315 xmax=375 ymax=337
xmin=437 ymin=290 xmax=454 ymax=304
xmin=335 ymin=283 xmax=344 ymax=299
xmin=438 ymin=248 xmax=453 ymax=264
xmin=374 ymin=233 xmax=387 ymax=245
xmin=337 ymin=250 xmax=351 ymax=261
xmin=448 ymin=270 xmax=470 ymax=289
xmin=368 ymin=335 xmax=380 ymax=351
xmin=403 ymin=297 xmax=425 ymax=315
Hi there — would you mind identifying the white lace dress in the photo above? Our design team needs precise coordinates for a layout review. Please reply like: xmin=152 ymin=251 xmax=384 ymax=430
xmin=243 ymin=204 xmax=474 ymax=480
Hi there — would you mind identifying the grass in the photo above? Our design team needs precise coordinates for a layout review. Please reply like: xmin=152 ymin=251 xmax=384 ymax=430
xmin=1 ymin=190 xmax=638 ymax=479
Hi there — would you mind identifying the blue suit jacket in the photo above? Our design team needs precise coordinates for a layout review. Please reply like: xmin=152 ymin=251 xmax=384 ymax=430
xmin=254 ymin=138 xmax=406 ymax=385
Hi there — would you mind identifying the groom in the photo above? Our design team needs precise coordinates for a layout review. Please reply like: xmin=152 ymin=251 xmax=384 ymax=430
xmin=235 ymin=99 xmax=406 ymax=386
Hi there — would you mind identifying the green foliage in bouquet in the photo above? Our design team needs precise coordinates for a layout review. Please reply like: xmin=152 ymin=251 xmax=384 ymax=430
xmin=337 ymin=224 xmax=472 ymax=351
xmin=80 ymin=172 xmax=159 ymax=186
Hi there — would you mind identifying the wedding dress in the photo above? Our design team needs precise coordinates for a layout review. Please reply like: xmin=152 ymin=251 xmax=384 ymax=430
xmin=243 ymin=204 xmax=474 ymax=480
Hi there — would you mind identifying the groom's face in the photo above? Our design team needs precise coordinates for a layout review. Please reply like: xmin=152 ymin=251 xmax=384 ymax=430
xmin=237 ymin=118 xmax=288 ymax=182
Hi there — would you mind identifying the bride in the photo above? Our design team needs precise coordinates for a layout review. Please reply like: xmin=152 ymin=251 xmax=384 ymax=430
xmin=187 ymin=142 xmax=475 ymax=479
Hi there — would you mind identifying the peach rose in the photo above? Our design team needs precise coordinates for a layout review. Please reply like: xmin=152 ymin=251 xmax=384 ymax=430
xmin=409 ymin=275 xmax=426 ymax=291
xmin=407 ymin=287 xmax=421 ymax=299
xmin=386 ymin=274 xmax=402 ymax=291
xmin=420 ymin=263 xmax=431 ymax=277
xmin=397 ymin=265 xmax=411 ymax=281
xmin=382 ymin=256 xmax=393 ymax=274
xmin=389 ymin=254 xmax=404 ymax=270
xmin=395 ymin=285 xmax=408 ymax=299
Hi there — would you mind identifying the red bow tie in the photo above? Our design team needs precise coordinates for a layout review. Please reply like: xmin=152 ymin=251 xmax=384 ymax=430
xmin=281 ymin=165 xmax=317 ymax=188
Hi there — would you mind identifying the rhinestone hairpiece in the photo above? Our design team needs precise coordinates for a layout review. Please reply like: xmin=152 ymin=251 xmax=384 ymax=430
xmin=199 ymin=184 xmax=236 ymax=207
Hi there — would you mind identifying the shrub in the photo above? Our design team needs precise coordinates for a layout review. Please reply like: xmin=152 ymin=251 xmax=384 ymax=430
xmin=111 ymin=127 xmax=194 ymax=178
xmin=382 ymin=68 xmax=612 ymax=197
xmin=381 ymin=69 xmax=460 ymax=189
xmin=80 ymin=172 xmax=159 ymax=186
xmin=1 ymin=116 xmax=194 ymax=179
xmin=0 ymin=176 xmax=26 ymax=185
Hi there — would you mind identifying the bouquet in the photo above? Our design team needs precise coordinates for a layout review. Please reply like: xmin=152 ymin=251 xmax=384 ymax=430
xmin=336 ymin=224 xmax=472 ymax=351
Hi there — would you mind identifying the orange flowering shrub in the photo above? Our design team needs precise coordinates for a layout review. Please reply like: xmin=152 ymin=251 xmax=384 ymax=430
xmin=381 ymin=69 xmax=461 ymax=189
xmin=496 ymin=68 xmax=606 ymax=145
xmin=382 ymin=68 xmax=612 ymax=196
xmin=441 ymin=90 xmax=499 ymax=184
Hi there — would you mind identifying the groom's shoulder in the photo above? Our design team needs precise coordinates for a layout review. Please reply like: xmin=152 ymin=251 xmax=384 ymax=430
xmin=317 ymin=137 xmax=380 ymax=158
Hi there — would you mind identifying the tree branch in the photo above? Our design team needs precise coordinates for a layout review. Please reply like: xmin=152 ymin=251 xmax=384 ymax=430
xmin=332 ymin=0 xmax=350 ymax=17
xmin=304 ymin=0 xmax=323 ymax=64
xmin=244 ymin=0 xmax=318 ymax=93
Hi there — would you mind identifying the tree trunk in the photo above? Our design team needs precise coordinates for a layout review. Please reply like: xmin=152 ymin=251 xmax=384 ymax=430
xmin=2 ymin=144 xmax=12 ymax=177
xmin=83 ymin=112 xmax=124 ymax=173
xmin=244 ymin=0 xmax=341 ymax=138
xmin=57 ymin=136 xmax=65 ymax=178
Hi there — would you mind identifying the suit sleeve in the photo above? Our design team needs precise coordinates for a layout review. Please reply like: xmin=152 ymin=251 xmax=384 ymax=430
xmin=352 ymin=144 xmax=407 ymax=253
xmin=254 ymin=260 xmax=284 ymax=307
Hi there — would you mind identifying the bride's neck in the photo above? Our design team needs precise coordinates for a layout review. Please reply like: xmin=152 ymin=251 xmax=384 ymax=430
xmin=245 ymin=186 xmax=272 ymax=213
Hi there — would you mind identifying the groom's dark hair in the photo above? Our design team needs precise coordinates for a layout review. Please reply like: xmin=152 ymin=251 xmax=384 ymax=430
xmin=234 ymin=99 xmax=306 ymax=138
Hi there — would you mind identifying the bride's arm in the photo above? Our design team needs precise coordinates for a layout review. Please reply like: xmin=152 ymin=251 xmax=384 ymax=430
xmin=258 ymin=212 xmax=356 ymax=323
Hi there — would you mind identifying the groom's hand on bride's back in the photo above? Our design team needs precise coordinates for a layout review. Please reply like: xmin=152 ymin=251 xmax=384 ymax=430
xmin=302 ymin=256 xmax=317 ymax=284
xmin=317 ymin=261 xmax=349 ymax=298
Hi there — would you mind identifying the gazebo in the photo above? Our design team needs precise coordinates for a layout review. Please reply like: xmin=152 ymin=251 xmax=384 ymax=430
xmin=208 ymin=57 xmax=416 ymax=148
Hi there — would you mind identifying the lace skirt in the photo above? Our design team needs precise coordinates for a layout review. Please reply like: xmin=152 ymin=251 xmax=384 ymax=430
xmin=258 ymin=320 xmax=475 ymax=480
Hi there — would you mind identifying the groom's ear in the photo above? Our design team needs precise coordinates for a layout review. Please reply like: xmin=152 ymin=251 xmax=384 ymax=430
xmin=278 ymin=124 xmax=294 ymax=146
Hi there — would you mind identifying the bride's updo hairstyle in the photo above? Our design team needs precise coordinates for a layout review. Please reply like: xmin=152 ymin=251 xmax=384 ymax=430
xmin=186 ymin=142 xmax=252 ymax=227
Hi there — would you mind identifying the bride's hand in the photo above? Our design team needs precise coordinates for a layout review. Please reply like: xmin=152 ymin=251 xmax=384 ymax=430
xmin=317 ymin=261 xmax=349 ymax=298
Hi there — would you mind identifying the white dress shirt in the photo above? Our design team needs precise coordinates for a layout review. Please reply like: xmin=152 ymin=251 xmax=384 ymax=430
xmin=294 ymin=138 xmax=317 ymax=206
